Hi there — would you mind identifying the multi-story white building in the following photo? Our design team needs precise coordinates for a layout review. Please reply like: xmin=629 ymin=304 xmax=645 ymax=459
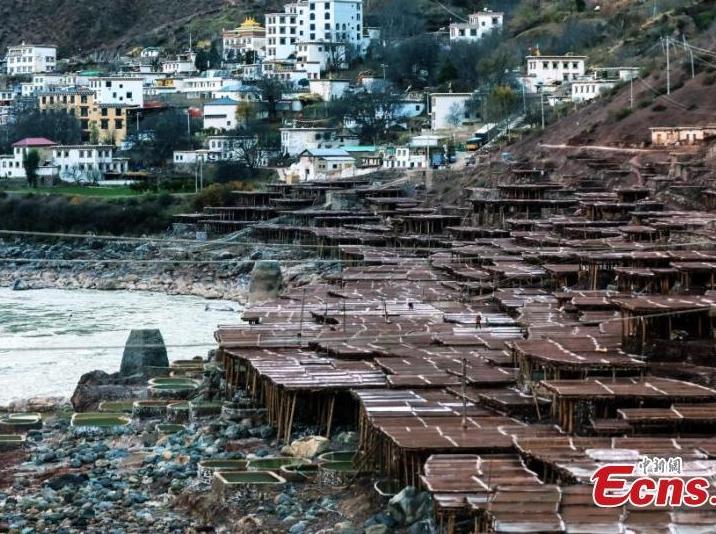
xmin=174 ymin=77 xmax=224 ymax=98
xmin=203 ymin=98 xmax=241 ymax=131
xmin=89 ymin=77 xmax=144 ymax=107
xmin=308 ymin=78 xmax=350 ymax=100
xmin=449 ymin=9 xmax=503 ymax=41
xmin=266 ymin=0 xmax=365 ymax=72
xmin=523 ymin=53 xmax=587 ymax=93
xmin=280 ymin=126 xmax=338 ymax=156
xmin=162 ymin=53 xmax=196 ymax=74
xmin=265 ymin=4 xmax=300 ymax=60
xmin=0 ymin=137 xmax=57 ymax=179
xmin=382 ymin=147 xmax=428 ymax=169
xmin=53 ymin=145 xmax=128 ymax=182
xmin=571 ymin=79 xmax=616 ymax=103
xmin=429 ymin=93 xmax=478 ymax=130
xmin=223 ymin=18 xmax=267 ymax=61
xmin=5 ymin=44 xmax=57 ymax=76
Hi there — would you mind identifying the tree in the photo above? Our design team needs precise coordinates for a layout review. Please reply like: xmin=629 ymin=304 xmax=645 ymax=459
xmin=326 ymin=90 xmax=402 ymax=143
xmin=485 ymin=85 xmax=520 ymax=123
xmin=384 ymin=34 xmax=440 ymax=88
xmin=368 ymin=0 xmax=425 ymax=41
xmin=446 ymin=102 xmax=464 ymax=129
xmin=235 ymin=101 xmax=256 ymax=125
xmin=133 ymin=109 xmax=197 ymax=166
xmin=256 ymin=77 xmax=289 ymax=121
xmin=437 ymin=60 xmax=458 ymax=84
xmin=23 ymin=149 xmax=40 ymax=188
xmin=195 ymin=49 xmax=209 ymax=72
xmin=208 ymin=41 xmax=222 ymax=69
xmin=2 ymin=110 xmax=82 ymax=152
xmin=575 ymin=0 xmax=586 ymax=11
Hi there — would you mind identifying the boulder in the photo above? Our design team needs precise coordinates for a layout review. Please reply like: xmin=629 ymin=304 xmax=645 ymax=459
xmin=288 ymin=436 xmax=330 ymax=459
xmin=388 ymin=486 xmax=432 ymax=526
xmin=248 ymin=260 xmax=282 ymax=303
xmin=70 ymin=370 xmax=145 ymax=412
xmin=119 ymin=329 xmax=168 ymax=377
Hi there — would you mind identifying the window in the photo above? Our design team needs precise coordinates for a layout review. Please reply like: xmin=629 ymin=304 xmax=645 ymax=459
xmin=126 ymin=92 xmax=132 ymax=99
xmin=101 ymin=108 xmax=108 ymax=117
xmin=115 ymin=119 xmax=123 ymax=129
xmin=101 ymin=119 xmax=109 ymax=129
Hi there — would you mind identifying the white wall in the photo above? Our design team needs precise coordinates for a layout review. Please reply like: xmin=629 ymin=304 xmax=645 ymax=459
xmin=203 ymin=103 xmax=240 ymax=131
xmin=280 ymin=128 xmax=337 ymax=156
xmin=6 ymin=45 xmax=57 ymax=75
xmin=90 ymin=78 xmax=144 ymax=107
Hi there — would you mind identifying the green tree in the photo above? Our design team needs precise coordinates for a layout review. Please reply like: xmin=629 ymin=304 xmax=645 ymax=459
xmin=195 ymin=49 xmax=209 ymax=72
xmin=575 ymin=0 xmax=586 ymax=12
xmin=485 ymin=86 xmax=520 ymax=123
xmin=208 ymin=41 xmax=222 ymax=69
xmin=23 ymin=149 xmax=40 ymax=188
xmin=437 ymin=60 xmax=458 ymax=84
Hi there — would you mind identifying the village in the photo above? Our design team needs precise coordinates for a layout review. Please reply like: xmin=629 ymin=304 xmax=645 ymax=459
xmin=3 ymin=0 xmax=716 ymax=533
xmin=0 ymin=1 xmax=649 ymax=187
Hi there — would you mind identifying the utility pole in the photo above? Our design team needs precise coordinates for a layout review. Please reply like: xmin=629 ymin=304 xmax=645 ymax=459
xmin=540 ymin=92 xmax=545 ymax=129
xmin=187 ymin=110 xmax=191 ymax=138
xmin=522 ymin=83 xmax=526 ymax=115
xmin=461 ymin=357 xmax=467 ymax=430
xmin=684 ymin=35 xmax=695 ymax=79
xmin=630 ymin=77 xmax=634 ymax=110
xmin=665 ymin=36 xmax=671 ymax=95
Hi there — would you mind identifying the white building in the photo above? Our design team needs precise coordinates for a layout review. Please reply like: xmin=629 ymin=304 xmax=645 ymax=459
xmin=449 ymin=9 xmax=503 ymax=41
xmin=203 ymin=98 xmax=241 ymax=131
xmin=174 ymin=77 xmax=224 ymax=98
xmin=223 ymin=18 xmax=267 ymax=61
xmin=5 ymin=44 xmax=57 ymax=76
xmin=266 ymin=0 xmax=366 ymax=70
xmin=206 ymin=135 xmax=258 ymax=160
xmin=523 ymin=53 xmax=587 ymax=93
xmin=173 ymin=150 xmax=209 ymax=167
xmin=0 ymin=137 xmax=57 ymax=179
xmin=280 ymin=126 xmax=338 ymax=156
xmin=294 ymin=148 xmax=355 ymax=181
xmin=89 ymin=77 xmax=144 ymax=107
xmin=53 ymin=145 xmax=128 ymax=182
xmin=162 ymin=53 xmax=196 ymax=74
xmin=382 ymin=147 xmax=428 ymax=169
xmin=571 ymin=79 xmax=616 ymax=103
xmin=308 ymin=78 xmax=350 ymax=101
xmin=429 ymin=93 xmax=478 ymax=130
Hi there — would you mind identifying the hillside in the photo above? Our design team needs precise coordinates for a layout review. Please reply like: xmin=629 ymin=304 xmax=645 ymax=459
xmin=0 ymin=0 xmax=279 ymax=56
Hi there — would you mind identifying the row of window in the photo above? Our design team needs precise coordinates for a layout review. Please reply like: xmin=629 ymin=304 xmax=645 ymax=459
xmin=529 ymin=61 xmax=582 ymax=70
xmin=54 ymin=149 xmax=113 ymax=158
xmin=7 ymin=56 xmax=55 ymax=63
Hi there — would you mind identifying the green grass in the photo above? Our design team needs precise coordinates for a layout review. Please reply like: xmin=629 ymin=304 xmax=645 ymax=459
xmin=2 ymin=185 xmax=140 ymax=197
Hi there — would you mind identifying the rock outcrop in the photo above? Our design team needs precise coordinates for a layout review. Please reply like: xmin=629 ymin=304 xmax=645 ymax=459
xmin=119 ymin=329 xmax=169 ymax=378
xmin=248 ymin=260 xmax=283 ymax=304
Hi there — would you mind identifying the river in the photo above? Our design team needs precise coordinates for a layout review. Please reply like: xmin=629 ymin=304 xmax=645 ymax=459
xmin=0 ymin=288 xmax=242 ymax=404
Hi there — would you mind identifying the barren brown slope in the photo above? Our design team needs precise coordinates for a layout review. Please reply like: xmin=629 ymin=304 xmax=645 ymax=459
xmin=0 ymin=0 xmax=276 ymax=56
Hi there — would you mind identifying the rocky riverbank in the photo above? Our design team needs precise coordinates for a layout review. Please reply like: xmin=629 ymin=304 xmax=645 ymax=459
xmin=0 ymin=236 xmax=336 ymax=302
xmin=0 ymin=404 xmax=433 ymax=534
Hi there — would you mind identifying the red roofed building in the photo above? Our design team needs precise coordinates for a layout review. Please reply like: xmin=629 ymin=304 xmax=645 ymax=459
xmin=11 ymin=137 xmax=57 ymax=148
xmin=1 ymin=138 xmax=58 ymax=179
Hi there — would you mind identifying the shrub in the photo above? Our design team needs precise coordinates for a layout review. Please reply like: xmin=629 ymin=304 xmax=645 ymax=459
xmin=0 ymin=194 xmax=182 ymax=235
xmin=612 ymin=107 xmax=632 ymax=121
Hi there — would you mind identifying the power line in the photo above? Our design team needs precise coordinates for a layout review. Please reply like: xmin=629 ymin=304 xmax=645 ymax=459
xmin=0 ymin=304 xmax=712 ymax=354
